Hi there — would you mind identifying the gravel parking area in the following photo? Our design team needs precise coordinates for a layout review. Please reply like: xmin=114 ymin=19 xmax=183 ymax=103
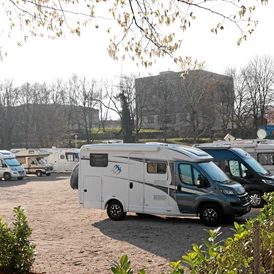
xmin=0 ymin=174 xmax=260 ymax=274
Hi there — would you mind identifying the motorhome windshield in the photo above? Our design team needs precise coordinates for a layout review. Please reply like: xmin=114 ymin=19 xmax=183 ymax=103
xmin=198 ymin=161 xmax=231 ymax=184
xmin=244 ymin=156 xmax=270 ymax=175
xmin=4 ymin=158 xmax=21 ymax=167
xmin=236 ymin=149 xmax=270 ymax=175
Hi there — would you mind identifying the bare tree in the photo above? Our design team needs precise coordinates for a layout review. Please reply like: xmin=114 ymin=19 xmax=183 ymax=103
xmin=242 ymin=55 xmax=274 ymax=136
xmin=1 ymin=1 xmax=268 ymax=69
xmin=68 ymin=75 xmax=99 ymax=144
xmin=96 ymin=79 xmax=113 ymax=132
xmin=211 ymin=76 xmax=235 ymax=137
xmin=0 ymin=79 xmax=19 ymax=149
xmin=179 ymin=71 xmax=214 ymax=142
xmin=225 ymin=67 xmax=254 ymax=138
xmin=16 ymin=82 xmax=36 ymax=148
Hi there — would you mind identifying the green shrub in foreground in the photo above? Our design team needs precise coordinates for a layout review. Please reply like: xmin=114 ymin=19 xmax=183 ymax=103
xmin=109 ymin=192 xmax=274 ymax=274
xmin=0 ymin=206 xmax=36 ymax=274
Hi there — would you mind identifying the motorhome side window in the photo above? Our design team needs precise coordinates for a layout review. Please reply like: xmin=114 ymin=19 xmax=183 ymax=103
xmin=147 ymin=163 xmax=166 ymax=174
xmin=90 ymin=154 xmax=108 ymax=167
xmin=257 ymin=153 xmax=274 ymax=165
xmin=66 ymin=153 xmax=77 ymax=162
xmin=228 ymin=161 xmax=248 ymax=177
xmin=178 ymin=164 xmax=201 ymax=186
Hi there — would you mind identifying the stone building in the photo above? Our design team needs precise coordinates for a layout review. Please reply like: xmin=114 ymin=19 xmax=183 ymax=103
xmin=135 ymin=70 xmax=234 ymax=137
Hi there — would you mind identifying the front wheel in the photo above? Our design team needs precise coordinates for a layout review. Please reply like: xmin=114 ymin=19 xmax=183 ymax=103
xmin=107 ymin=200 xmax=126 ymax=221
xmin=36 ymin=170 xmax=43 ymax=177
xmin=46 ymin=173 xmax=51 ymax=176
xmin=17 ymin=177 xmax=24 ymax=180
xmin=200 ymin=204 xmax=223 ymax=227
xmin=4 ymin=173 xmax=12 ymax=181
xmin=249 ymin=190 xmax=264 ymax=208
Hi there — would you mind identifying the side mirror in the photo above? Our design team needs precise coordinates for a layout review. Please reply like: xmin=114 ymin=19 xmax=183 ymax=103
xmin=196 ymin=176 xmax=209 ymax=188
xmin=244 ymin=170 xmax=253 ymax=179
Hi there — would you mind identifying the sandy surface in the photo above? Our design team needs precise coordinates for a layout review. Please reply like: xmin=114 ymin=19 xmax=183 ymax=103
xmin=0 ymin=174 xmax=260 ymax=274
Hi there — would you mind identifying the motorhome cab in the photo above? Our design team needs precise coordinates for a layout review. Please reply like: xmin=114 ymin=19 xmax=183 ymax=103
xmin=205 ymin=136 xmax=274 ymax=174
xmin=0 ymin=150 xmax=26 ymax=181
xmin=77 ymin=143 xmax=251 ymax=226
xmin=195 ymin=145 xmax=274 ymax=208
xmin=12 ymin=149 xmax=54 ymax=177
xmin=41 ymin=148 xmax=80 ymax=172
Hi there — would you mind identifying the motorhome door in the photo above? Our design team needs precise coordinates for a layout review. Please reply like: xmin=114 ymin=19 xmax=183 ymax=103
xmin=128 ymin=153 xmax=145 ymax=213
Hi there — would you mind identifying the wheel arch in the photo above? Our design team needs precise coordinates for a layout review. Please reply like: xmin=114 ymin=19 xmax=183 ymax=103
xmin=3 ymin=172 xmax=12 ymax=181
xmin=197 ymin=201 xmax=224 ymax=217
xmin=104 ymin=197 xmax=126 ymax=211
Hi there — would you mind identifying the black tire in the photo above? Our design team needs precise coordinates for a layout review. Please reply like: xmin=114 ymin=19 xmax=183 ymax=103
xmin=248 ymin=190 xmax=264 ymax=208
xmin=36 ymin=170 xmax=43 ymax=177
xmin=107 ymin=200 xmax=126 ymax=221
xmin=4 ymin=173 xmax=12 ymax=181
xmin=17 ymin=177 xmax=24 ymax=180
xmin=46 ymin=173 xmax=51 ymax=176
xmin=200 ymin=203 xmax=223 ymax=227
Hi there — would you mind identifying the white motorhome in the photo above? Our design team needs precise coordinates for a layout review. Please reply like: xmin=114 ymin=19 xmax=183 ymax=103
xmin=41 ymin=148 xmax=80 ymax=172
xmin=0 ymin=150 xmax=26 ymax=181
xmin=76 ymin=143 xmax=251 ymax=226
xmin=12 ymin=149 xmax=54 ymax=177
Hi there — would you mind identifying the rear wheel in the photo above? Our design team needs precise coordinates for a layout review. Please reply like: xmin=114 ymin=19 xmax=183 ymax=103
xmin=249 ymin=190 xmax=264 ymax=208
xmin=107 ymin=200 xmax=126 ymax=220
xmin=4 ymin=173 xmax=12 ymax=181
xmin=36 ymin=170 xmax=43 ymax=177
xmin=17 ymin=177 xmax=24 ymax=180
xmin=200 ymin=204 xmax=223 ymax=227
xmin=46 ymin=173 xmax=51 ymax=176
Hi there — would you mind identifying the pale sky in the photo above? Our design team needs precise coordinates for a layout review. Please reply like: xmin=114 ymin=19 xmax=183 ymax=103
xmin=0 ymin=1 xmax=273 ymax=87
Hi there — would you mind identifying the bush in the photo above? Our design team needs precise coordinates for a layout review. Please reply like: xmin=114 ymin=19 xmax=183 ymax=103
xmin=0 ymin=206 xmax=36 ymax=274
xmin=109 ymin=192 xmax=274 ymax=274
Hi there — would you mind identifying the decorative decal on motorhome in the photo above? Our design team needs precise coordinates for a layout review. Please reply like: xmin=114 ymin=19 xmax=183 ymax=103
xmin=112 ymin=164 xmax=122 ymax=174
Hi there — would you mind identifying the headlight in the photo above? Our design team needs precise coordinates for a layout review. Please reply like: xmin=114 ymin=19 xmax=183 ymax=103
xmin=220 ymin=189 xmax=236 ymax=195
xmin=262 ymin=179 xmax=274 ymax=185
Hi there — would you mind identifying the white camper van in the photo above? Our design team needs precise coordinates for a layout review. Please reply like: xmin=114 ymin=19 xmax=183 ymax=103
xmin=76 ymin=143 xmax=251 ymax=226
xmin=42 ymin=148 xmax=80 ymax=172
xmin=0 ymin=150 xmax=26 ymax=181
xmin=12 ymin=149 xmax=54 ymax=177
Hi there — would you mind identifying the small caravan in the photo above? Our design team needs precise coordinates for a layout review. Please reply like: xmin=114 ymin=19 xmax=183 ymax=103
xmin=76 ymin=143 xmax=251 ymax=226
xmin=0 ymin=150 xmax=26 ymax=181
xmin=41 ymin=148 xmax=80 ymax=172
xmin=12 ymin=149 xmax=54 ymax=177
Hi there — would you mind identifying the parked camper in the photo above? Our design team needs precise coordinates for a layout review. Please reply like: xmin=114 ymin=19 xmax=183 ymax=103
xmin=76 ymin=143 xmax=251 ymax=226
xmin=0 ymin=150 xmax=26 ymax=181
xmin=194 ymin=145 xmax=274 ymax=208
xmin=204 ymin=135 xmax=274 ymax=173
xmin=41 ymin=148 xmax=80 ymax=172
xmin=12 ymin=149 xmax=54 ymax=177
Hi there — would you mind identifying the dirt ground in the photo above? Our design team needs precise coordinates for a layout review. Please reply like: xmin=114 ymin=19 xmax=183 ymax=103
xmin=0 ymin=174 xmax=260 ymax=274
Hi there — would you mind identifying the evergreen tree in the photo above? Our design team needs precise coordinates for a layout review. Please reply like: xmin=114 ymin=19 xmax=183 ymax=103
xmin=119 ymin=92 xmax=135 ymax=143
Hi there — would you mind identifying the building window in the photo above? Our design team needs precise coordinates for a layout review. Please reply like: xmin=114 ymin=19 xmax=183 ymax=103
xmin=90 ymin=154 xmax=108 ymax=167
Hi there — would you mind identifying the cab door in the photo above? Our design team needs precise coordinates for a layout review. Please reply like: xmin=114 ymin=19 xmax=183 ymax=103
xmin=175 ymin=162 xmax=208 ymax=214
